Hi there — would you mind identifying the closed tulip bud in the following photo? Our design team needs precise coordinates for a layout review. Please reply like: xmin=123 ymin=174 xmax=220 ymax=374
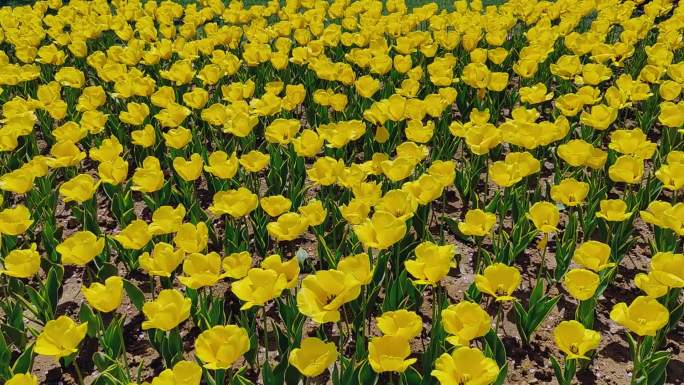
xmin=221 ymin=251 xmax=252 ymax=279
xmin=57 ymin=231 xmax=105 ymax=265
xmin=563 ymin=268 xmax=600 ymax=301
xmin=139 ymin=242 xmax=185 ymax=277
xmin=82 ymin=276 xmax=124 ymax=313
xmin=59 ymin=174 xmax=99 ymax=203
xmin=475 ymin=263 xmax=521 ymax=301
xmin=174 ymin=222 xmax=208 ymax=254
xmin=368 ymin=335 xmax=416 ymax=373
xmin=142 ymin=289 xmax=191 ymax=331
xmin=232 ymin=268 xmax=287 ymax=310
xmin=208 ymin=188 xmax=258 ymax=218
xmin=610 ymin=296 xmax=669 ymax=336
xmin=195 ymin=325 xmax=250 ymax=370
xmin=553 ymin=320 xmax=601 ymax=359
xmin=431 ymin=347 xmax=499 ymax=385
xmin=0 ymin=243 xmax=40 ymax=278
xmin=0 ymin=204 xmax=33 ymax=235
xmin=376 ymin=310 xmax=422 ymax=339
xmin=441 ymin=301 xmax=491 ymax=346
xmin=288 ymin=337 xmax=338 ymax=377
xmin=405 ymin=241 xmax=456 ymax=285
xmin=113 ymin=220 xmax=152 ymax=250
xmin=35 ymin=316 xmax=88 ymax=358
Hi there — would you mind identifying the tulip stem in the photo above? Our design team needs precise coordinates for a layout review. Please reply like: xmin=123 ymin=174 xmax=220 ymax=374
xmin=72 ymin=360 xmax=85 ymax=385
xmin=262 ymin=306 xmax=270 ymax=372
xmin=119 ymin=316 xmax=132 ymax=381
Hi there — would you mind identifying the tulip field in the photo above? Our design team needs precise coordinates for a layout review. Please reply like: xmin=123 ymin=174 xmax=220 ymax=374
xmin=1 ymin=0 xmax=684 ymax=384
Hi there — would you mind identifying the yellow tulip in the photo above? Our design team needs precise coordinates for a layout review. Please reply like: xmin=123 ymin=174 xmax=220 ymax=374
xmin=650 ymin=252 xmax=684 ymax=288
xmin=458 ymin=209 xmax=497 ymax=237
xmin=113 ymin=220 xmax=152 ymax=250
xmin=431 ymin=347 xmax=499 ymax=385
xmin=526 ymin=201 xmax=560 ymax=233
xmin=595 ymin=199 xmax=632 ymax=222
xmin=261 ymin=254 xmax=300 ymax=289
xmin=232 ymin=268 xmax=287 ymax=310
xmin=0 ymin=243 xmax=40 ymax=278
xmin=550 ymin=178 xmax=589 ymax=207
xmin=59 ymin=173 xmax=99 ymax=203
xmin=298 ymin=199 xmax=327 ymax=226
xmin=209 ymin=188 xmax=258 ymax=218
xmin=149 ymin=204 xmax=186 ymax=235
xmin=194 ymin=325 xmax=250 ymax=369
xmin=82 ymin=276 xmax=124 ymax=313
xmin=475 ymin=263 xmax=521 ymax=301
xmin=0 ymin=204 xmax=34 ymax=235
xmin=132 ymin=156 xmax=165 ymax=193
xmin=563 ymin=268 xmax=600 ymax=301
xmin=6 ymin=373 xmax=39 ymax=385
xmin=368 ymin=335 xmax=416 ymax=373
xmin=174 ymin=222 xmax=208 ymax=254
xmin=204 ymin=151 xmax=239 ymax=180
xmin=57 ymin=231 xmax=105 ymax=265
xmin=178 ymin=252 xmax=223 ymax=289
xmin=337 ymin=252 xmax=373 ymax=285
xmin=288 ymin=337 xmax=338 ymax=377
xmin=441 ymin=301 xmax=491 ymax=346
xmin=173 ymin=153 xmax=204 ymax=182
xmin=610 ymin=296 xmax=669 ymax=336
xmin=405 ymin=241 xmax=456 ymax=285
xmin=297 ymin=269 xmax=361 ymax=323
xmin=376 ymin=309 xmax=422 ymax=339
xmin=142 ymin=289 xmax=191 ymax=331
xmin=149 ymin=361 xmax=201 ymax=385
xmin=572 ymin=241 xmax=614 ymax=272
xmin=35 ymin=316 xmax=88 ymax=358
xmin=139 ymin=242 xmax=185 ymax=277
xmin=221 ymin=251 xmax=252 ymax=279
xmin=553 ymin=320 xmax=601 ymax=359
xmin=353 ymin=211 xmax=407 ymax=250
xmin=260 ymin=195 xmax=292 ymax=217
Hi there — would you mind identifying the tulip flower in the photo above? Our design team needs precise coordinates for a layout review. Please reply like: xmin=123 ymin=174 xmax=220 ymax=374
xmin=475 ymin=263 xmax=521 ymax=301
xmin=297 ymin=269 xmax=361 ymax=323
xmin=6 ymin=373 xmax=39 ymax=385
xmin=0 ymin=243 xmax=40 ymax=278
xmin=288 ymin=337 xmax=338 ymax=377
xmin=113 ymin=220 xmax=152 ymax=250
xmin=368 ymin=336 xmax=416 ymax=373
xmin=148 ymin=204 xmax=186 ymax=235
xmin=441 ymin=301 xmax=491 ymax=346
xmin=35 ymin=316 xmax=88 ymax=358
xmin=142 ymin=289 xmax=191 ymax=331
xmin=650 ymin=252 xmax=684 ymax=288
xmin=527 ymin=201 xmax=560 ymax=233
xmin=563 ymin=269 xmax=600 ymax=301
xmin=572 ymin=241 xmax=614 ymax=272
xmin=82 ymin=276 xmax=124 ymax=313
xmin=553 ymin=320 xmax=601 ymax=359
xmin=610 ymin=296 xmax=669 ymax=336
xmin=298 ymin=199 xmax=327 ymax=226
xmin=178 ymin=252 xmax=223 ymax=289
xmin=550 ymin=178 xmax=589 ymax=207
xmin=376 ymin=310 xmax=422 ymax=339
xmin=208 ymin=188 xmax=258 ymax=218
xmin=260 ymin=195 xmax=292 ymax=217
xmin=0 ymin=204 xmax=33 ymax=236
xmin=204 ymin=151 xmax=239 ymax=179
xmin=150 ymin=360 xmax=201 ymax=385
xmin=57 ymin=230 xmax=105 ymax=265
xmin=337 ymin=252 xmax=373 ymax=285
xmin=139 ymin=242 xmax=185 ymax=278
xmin=221 ymin=251 xmax=252 ymax=280
xmin=458 ymin=209 xmax=497 ymax=237
xmin=173 ymin=222 xmax=208 ymax=254
xmin=131 ymin=156 xmax=165 ymax=193
xmin=194 ymin=325 xmax=250 ymax=369
xmin=431 ymin=347 xmax=499 ymax=385
xmin=59 ymin=173 xmax=100 ymax=203
xmin=232 ymin=268 xmax=287 ymax=310
xmin=596 ymin=199 xmax=632 ymax=222
xmin=353 ymin=211 xmax=407 ymax=250
xmin=405 ymin=241 xmax=456 ymax=285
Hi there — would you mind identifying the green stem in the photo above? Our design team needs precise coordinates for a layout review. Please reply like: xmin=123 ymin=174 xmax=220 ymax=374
xmin=72 ymin=360 xmax=85 ymax=385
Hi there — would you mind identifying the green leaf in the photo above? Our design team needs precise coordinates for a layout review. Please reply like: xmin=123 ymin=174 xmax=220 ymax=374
xmin=11 ymin=343 xmax=34 ymax=375
xmin=78 ymin=303 xmax=101 ymax=338
xmin=123 ymin=279 xmax=145 ymax=312
xmin=357 ymin=361 xmax=377 ymax=385
xmin=492 ymin=362 xmax=508 ymax=385
xmin=401 ymin=366 xmax=422 ymax=385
